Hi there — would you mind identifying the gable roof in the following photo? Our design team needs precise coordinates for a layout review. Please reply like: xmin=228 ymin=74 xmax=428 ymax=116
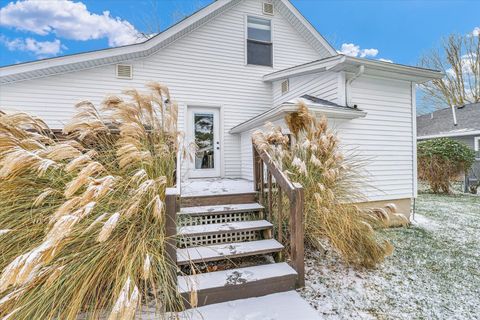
xmin=417 ymin=103 xmax=480 ymax=139
xmin=263 ymin=55 xmax=444 ymax=83
xmin=0 ymin=0 xmax=336 ymax=84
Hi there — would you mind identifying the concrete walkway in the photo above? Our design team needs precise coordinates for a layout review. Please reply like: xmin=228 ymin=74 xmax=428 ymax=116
xmin=175 ymin=291 xmax=320 ymax=320
xmin=137 ymin=291 xmax=320 ymax=319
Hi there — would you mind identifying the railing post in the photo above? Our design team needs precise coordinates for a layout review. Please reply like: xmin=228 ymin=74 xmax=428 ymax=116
xmin=165 ymin=187 xmax=179 ymax=287
xmin=267 ymin=172 xmax=272 ymax=222
xmin=290 ymin=184 xmax=305 ymax=288
xmin=252 ymin=143 xmax=261 ymax=192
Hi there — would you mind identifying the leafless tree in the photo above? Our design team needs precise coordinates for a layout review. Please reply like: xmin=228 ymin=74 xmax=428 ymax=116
xmin=136 ymin=0 xmax=206 ymax=41
xmin=420 ymin=34 xmax=480 ymax=109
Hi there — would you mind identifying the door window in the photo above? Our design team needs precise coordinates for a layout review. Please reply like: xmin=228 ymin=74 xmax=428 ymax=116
xmin=194 ymin=113 xmax=215 ymax=169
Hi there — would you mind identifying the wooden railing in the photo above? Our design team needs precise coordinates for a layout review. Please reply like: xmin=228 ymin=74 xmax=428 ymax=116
xmin=252 ymin=141 xmax=305 ymax=287
xmin=165 ymin=187 xmax=180 ymax=288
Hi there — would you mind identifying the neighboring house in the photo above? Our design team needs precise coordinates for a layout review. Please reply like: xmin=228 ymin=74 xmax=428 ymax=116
xmin=0 ymin=0 xmax=442 ymax=215
xmin=417 ymin=102 xmax=480 ymax=188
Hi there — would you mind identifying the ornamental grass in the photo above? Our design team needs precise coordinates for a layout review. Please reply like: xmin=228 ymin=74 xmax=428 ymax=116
xmin=0 ymin=83 xmax=185 ymax=319
xmin=253 ymin=103 xmax=393 ymax=268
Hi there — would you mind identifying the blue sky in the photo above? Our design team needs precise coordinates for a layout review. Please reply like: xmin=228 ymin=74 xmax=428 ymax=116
xmin=1 ymin=0 xmax=479 ymax=67
xmin=0 ymin=0 xmax=479 ymax=112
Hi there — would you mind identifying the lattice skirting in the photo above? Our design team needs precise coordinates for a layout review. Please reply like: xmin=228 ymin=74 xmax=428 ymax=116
xmin=178 ymin=211 xmax=258 ymax=226
xmin=178 ymin=230 xmax=261 ymax=248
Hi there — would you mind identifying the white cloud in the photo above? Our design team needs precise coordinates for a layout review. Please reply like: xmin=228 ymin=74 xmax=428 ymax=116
xmin=446 ymin=53 xmax=477 ymax=77
xmin=0 ymin=0 xmax=141 ymax=47
xmin=360 ymin=48 xmax=379 ymax=58
xmin=338 ymin=43 xmax=360 ymax=57
xmin=472 ymin=27 xmax=480 ymax=37
xmin=0 ymin=36 xmax=64 ymax=57
xmin=378 ymin=58 xmax=393 ymax=63
xmin=338 ymin=43 xmax=379 ymax=58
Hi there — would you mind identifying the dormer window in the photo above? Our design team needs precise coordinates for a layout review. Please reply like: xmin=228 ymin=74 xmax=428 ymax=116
xmin=247 ymin=16 xmax=272 ymax=67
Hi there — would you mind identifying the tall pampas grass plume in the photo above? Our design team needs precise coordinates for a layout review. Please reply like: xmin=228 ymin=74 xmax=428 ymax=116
xmin=0 ymin=83 xmax=184 ymax=318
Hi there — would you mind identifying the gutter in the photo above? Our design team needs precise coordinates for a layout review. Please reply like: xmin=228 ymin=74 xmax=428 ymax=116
xmin=417 ymin=130 xmax=480 ymax=140
xmin=263 ymin=55 xmax=444 ymax=83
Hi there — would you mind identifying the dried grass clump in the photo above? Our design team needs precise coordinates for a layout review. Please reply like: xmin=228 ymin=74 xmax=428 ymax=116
xmin=0 ymin=83 xmax=184 ymax=319
xmin=254 ymin=102 xmax=393 ymax=268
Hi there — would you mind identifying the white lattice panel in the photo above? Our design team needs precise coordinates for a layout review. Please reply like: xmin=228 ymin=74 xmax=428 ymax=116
xmin=178 ymin=230 xmax=260 ymax=248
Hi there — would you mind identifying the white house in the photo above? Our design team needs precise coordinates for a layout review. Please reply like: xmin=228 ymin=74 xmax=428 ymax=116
xmin=0 ymin=0 xmax=442 ymax=214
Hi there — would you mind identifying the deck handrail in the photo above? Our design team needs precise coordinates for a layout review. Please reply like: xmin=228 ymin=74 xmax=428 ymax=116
xmin=252 ymin=141 xmax=305 ymax=287
xmin=165 ymin=187 xmax=180 ymax=289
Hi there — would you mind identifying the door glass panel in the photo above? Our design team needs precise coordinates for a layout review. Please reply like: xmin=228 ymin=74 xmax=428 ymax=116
xmin=194 ymin=113 xmax=215 ymax=169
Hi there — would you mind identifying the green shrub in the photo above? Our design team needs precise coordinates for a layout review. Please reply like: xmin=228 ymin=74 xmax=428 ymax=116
xmin=418 ymin=138 xmax=475 ymax=193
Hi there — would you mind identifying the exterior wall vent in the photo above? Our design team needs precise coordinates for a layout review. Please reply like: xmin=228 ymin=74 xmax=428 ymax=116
xmin=116 ymin=64 xmax=133 ymax=79
xmin=281 ymin=79 xmax=289 ymax=95
xmin=262 ymin=2 xmax=274 ymax=15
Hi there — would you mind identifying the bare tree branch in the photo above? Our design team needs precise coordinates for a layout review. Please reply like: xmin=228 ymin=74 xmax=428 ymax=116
xmin=420 ymin=33 xmax=480 ymax=110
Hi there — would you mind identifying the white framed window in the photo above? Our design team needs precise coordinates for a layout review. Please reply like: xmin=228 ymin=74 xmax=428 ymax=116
xmin=246 ymin=16 xmax=272 ymax=67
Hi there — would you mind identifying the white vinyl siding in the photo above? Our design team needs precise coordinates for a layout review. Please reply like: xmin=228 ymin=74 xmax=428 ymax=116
xmin=241 ymin=71 xmax=341 ymax=180
xmin=0 ymin=0 xmax=322 ymax=178
xmin=336 ymin=76 xmax=414 ymax=201
xmin=241 ymin=74 xmax=415 ymax=203
xmin=272 ymin=71 xmax=340 ymax=106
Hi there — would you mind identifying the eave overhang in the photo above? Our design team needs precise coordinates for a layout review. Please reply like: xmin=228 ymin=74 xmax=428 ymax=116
xmin=263 ymin=55 xmax=444 ymax=84
xmin=230 ymin=100 xmax=366 ymax=134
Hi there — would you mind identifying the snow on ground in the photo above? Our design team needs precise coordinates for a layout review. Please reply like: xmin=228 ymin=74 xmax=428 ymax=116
xmin=300 ymin=192 xmax=480 ymax=319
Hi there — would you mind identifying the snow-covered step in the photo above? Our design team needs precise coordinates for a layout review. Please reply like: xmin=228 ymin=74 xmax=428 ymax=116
xmin=177 ymin=239 xmax=283 ymax=265
xmin=179 ymin=203 xmax=263 ymax=216
xmin=178 ymin=220 xmax=272 ymax=237
xmin=178 ymin=262 xmax=297 ymax=308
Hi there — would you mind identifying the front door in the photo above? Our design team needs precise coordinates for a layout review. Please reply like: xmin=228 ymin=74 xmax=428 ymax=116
xmin=187 ymin=107 xmax=221 ymax=178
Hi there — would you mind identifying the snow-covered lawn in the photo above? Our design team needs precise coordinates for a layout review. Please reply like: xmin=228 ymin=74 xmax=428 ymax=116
xmin=301 ymin=192 xmax=480 ymax=319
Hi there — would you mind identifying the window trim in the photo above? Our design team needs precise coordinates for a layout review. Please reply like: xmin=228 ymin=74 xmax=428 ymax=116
xmin=244 ymin=14 xmax=274 ymax=68
xmin=474 ymin=137 xmax=480 ymax=159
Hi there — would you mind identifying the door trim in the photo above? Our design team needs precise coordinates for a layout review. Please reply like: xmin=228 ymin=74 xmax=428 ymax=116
xmin=187 ymin=106 xmax=222 ymax=178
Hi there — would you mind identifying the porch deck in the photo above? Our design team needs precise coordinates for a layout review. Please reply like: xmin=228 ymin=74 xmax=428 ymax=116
xmin=181 ymin=178 xmax=254 ymax=197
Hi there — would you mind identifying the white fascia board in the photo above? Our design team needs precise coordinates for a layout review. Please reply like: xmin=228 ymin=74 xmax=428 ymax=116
xmin=417 ymin=130 xmax=480 ymax=140
xmin=263 ymin=55 xmax=444 ymax=83
xmin=263 ymin=55 xmax=343 ymax=82
xmin=0 ymin=0 xmax=233 ymax=78
xmin=230 ymin=102 xmax=366 ymax=134
xmin=333 ymin=56 xmax=444 ymax=83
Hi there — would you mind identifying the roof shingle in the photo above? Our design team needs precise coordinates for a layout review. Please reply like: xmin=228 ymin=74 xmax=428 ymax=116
xmin=417 ymin=103 xmax=480 ymax=137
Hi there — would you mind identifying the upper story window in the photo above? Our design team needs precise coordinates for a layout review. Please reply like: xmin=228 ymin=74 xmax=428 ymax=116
xmin=247 ymin=16 xmax=272 ymax=67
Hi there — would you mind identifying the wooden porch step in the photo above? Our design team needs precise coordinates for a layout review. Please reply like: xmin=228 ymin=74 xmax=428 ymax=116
xmin=178 ymin=262 xmax=297 ymax=308
xmin=177 ymin=239 xmax=283 ymax=265
xmin=179 ymin=203 xmax=264 ymax=216
xmin=181 ymin=192 xmax=257 ymax=207
xmin=178 ymin=220 xmax=272 ymax=237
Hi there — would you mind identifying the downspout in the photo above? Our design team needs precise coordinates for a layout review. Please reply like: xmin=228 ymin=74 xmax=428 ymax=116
xmin=345 ymin=65 xmax=365 ymax=107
